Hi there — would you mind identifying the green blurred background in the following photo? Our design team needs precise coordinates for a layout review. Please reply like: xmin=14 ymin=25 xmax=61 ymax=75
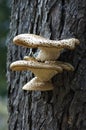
xmin=0 ymin=0 xmax=10 ymax=129
xmin=0 ymin=0 xmax=10 ymax=96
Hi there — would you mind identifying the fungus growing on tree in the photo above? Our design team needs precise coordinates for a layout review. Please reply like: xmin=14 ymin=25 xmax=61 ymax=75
xmin=13 ymin=34 xmax=80 ymax=61
xmin=10 ymin=34 xmax=80 ymax=91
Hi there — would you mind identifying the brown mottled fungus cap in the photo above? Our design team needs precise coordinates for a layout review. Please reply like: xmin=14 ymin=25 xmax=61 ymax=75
xmin=13 ymin=34 xmax=80 ymax=49
xmin=10 ymin=60 xmax=62 ymax=81
xmin=10 ymin=60 xmax=63 ymax=72
xmin=10 ymin=59 xmax=74 ymax=82
xmin=13 ymin=34 xmax=80 ymax=61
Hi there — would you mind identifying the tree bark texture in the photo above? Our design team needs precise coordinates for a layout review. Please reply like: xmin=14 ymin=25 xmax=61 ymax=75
xmin=7 ymin=0 xmax=86 ymax=130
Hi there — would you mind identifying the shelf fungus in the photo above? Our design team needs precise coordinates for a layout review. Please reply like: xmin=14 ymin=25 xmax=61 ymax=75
xmin=10 ymin=34 xmax=80 ymax=91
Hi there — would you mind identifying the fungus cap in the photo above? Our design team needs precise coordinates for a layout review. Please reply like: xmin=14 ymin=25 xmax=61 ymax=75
xmin=13 ymin=34 xmax=80 ymax=49
xmin=10 ymin=60 xmax=63 ymax=72
xmin=10 ymin=60 xmax=62 ymax=81
xmin=22 ymin=77 xmax=53 ymax=91
xmin=13 ymin=34 xmax=80 ymax=61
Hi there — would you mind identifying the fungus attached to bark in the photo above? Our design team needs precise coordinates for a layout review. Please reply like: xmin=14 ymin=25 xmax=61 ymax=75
xmin=10 ymin=57 xmax=74 ymax=91
xmin=10 ymin=34 xmax=80 ymax=91
xmin=13 ymin=34 xmax=80 ymax=61
xmin=22 ymin=77 xmax=53 ymax=91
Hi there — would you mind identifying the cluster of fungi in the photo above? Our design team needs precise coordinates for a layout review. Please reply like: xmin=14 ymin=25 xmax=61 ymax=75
xmin=10 ymin=34 xmax=80 ymax=91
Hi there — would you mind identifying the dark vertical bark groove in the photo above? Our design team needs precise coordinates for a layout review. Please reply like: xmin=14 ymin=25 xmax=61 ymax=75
xmin=59 ymin=0 xmax=65 ymax=38
xmin=7 ymin=0 xmax=86 ymax=130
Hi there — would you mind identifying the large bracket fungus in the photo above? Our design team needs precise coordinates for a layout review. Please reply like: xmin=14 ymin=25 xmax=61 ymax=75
xmin=10 ymin=34 xmax=80 ymax=91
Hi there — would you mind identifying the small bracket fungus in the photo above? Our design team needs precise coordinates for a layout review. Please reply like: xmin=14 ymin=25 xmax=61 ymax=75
xmin=10 ymin=34 xmax=80 ymax=91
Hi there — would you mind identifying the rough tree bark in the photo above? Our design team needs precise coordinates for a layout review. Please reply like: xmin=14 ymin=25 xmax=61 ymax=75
xmin=7 ymin=0 xmax=86 ymax=130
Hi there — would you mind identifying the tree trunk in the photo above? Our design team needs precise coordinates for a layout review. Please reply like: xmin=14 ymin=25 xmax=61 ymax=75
xmin=7 ymin=0 xmax=86 ymax=130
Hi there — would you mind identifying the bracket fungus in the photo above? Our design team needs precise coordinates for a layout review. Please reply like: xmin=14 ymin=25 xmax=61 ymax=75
xmin=10 ymin=34 xmax=80 ymax=91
